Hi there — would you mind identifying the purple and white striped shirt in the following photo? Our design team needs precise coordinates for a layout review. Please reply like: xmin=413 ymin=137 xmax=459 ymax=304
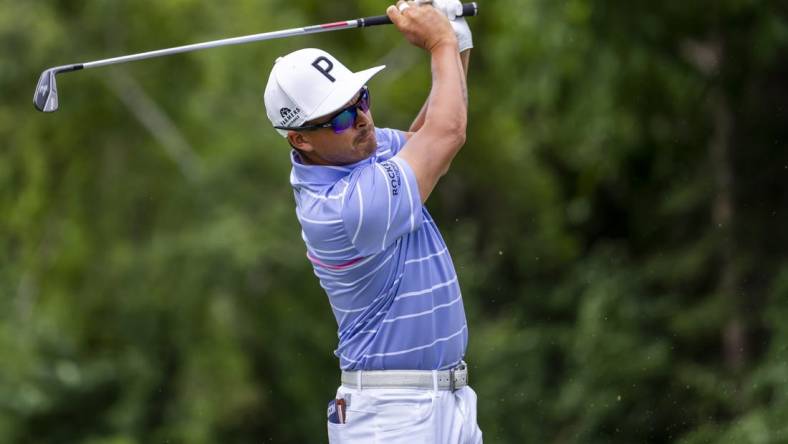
xmin=290 ymin=127 xmax=467 ymax=371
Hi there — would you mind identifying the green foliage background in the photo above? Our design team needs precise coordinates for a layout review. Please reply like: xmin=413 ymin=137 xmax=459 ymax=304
xmin=2 ymin=0 xmax=788 ymax=442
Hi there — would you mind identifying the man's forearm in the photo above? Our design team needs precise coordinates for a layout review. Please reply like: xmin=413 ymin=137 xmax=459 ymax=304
xmin=409 ymin=49 xmax=471 ymax=133
xmin=397 ymin=41 xmax=468 ymax=201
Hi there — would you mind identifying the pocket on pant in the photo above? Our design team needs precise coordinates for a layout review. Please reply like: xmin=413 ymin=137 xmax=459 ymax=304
xmin=328 ymin=409 xmax=377 ymax=443
xmin=327 ymin=421 xmax=344 ymax=443
xmin=455 ymin=387 xmax=483 ymax=444
xmin=327 ymin=391 xmax=377 ymax=443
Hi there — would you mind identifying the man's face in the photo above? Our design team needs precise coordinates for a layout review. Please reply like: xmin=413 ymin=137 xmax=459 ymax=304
xmin=288 ymin=88 xmax=378 ymax=166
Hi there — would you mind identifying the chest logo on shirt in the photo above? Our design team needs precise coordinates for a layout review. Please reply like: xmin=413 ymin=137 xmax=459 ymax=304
xmin=382 ymin=161 xmax=401 ymax=196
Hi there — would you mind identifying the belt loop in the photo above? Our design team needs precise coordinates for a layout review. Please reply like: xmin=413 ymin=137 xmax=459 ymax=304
xmin=449 ymin=368 xmax=456 ymax=392
xmin=431 ymin=370 xmax=438 ymax=392
xmin=357 ymin=371 xmax=363 ymax=391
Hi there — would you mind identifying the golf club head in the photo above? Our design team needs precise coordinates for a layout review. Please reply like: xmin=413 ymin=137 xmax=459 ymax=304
xmin=34 ymin=68 xmax=59 ymax=112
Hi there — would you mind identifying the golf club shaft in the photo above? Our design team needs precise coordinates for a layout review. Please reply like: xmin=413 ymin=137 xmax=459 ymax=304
xmin=72 ymin=3 xmax=478 ymax=71
xmin=34 ymin=3 xmax=478 ymax=112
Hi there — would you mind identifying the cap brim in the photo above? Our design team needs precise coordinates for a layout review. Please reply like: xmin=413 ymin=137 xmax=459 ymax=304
xmin=306 ymin=65 xmax=385 ymax=122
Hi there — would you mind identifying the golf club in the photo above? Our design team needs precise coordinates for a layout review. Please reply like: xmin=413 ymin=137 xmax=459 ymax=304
xmin=34 ymin=2 xmax=478 ymax=113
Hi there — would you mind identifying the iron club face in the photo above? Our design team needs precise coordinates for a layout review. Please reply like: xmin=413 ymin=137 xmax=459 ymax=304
xmin=34 ymin=68 xmax=59 ymax=112
xmin=33 ymin=64 xmax=83 ymax=112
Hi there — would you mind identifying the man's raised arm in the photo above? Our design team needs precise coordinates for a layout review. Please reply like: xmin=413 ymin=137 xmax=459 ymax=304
xmin=387 ymin=1 xmax=468 ymax=203
xmin=409 ymin=49 xmax=470 ymax=134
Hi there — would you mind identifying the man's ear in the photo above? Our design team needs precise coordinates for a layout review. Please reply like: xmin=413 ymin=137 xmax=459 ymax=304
xmin=287 ymin=131 xmax=314 ymax=152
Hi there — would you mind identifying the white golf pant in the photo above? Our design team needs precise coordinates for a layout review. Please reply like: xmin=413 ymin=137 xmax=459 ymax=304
xmin=327 ymin=385 xmax=483 ymax=443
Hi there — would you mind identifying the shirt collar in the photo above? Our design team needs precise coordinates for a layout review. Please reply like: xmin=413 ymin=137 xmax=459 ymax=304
xmin=290 ymin=150 xmax=376 ymax=188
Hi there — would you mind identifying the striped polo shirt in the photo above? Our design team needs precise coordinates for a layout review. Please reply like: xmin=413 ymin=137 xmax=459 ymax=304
xmin=290 ymin=127 xmax=467 ymax=371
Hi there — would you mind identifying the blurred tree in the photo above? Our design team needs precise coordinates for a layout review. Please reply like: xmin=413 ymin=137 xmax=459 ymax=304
xmin=1 ymin=0 xmax=787 ymax=443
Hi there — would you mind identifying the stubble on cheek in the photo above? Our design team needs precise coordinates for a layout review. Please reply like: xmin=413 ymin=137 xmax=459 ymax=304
xmin=356 ymin=131 xmax=377 ymax=157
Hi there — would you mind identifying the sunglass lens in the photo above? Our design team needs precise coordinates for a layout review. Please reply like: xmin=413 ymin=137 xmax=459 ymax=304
xmin=331 ymin=108 xmax=357 ymax=134
xmin=359 ymin=89 xmax=370 ymax=113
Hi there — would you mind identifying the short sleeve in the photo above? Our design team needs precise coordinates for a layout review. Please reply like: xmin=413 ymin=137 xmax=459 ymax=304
xmin=341 ymin=157 xmax=423 ymax=256
xmin=374 ymin=127 xmax=409 ymax=157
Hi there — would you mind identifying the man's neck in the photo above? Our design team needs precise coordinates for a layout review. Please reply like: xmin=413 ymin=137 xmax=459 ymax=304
xmin=295 ymin=149 xmax=328 ymax=166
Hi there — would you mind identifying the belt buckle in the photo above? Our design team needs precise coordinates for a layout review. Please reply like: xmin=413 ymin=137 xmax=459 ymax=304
xmin=449 ymin=368 xmax=456 ymax=392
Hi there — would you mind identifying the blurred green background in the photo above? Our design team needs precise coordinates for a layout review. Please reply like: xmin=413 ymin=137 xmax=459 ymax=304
xmin=3 ymin=0 xmax=788 ymax=442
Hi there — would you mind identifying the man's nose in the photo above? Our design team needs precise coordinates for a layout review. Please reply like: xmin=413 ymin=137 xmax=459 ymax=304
xmin=354 ymin=108 xmax=371 ymax=129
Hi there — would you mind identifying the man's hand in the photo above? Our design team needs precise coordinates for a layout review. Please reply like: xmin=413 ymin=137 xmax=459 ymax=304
xmin=431 ymin=0 xmax=473 ymax=52
xmin=386 ymin=1 xmax=457 ymax=52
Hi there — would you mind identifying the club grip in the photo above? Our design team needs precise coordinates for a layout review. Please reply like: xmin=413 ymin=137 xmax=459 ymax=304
xmin=460 ymin=2 xmax=479 ymax=17
xmin=359 ymin=2 xmax=479 ymax=27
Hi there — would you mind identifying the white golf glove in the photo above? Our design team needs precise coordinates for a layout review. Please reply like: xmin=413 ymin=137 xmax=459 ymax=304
xmin=430 ymin=0 xmax=473 ymax=52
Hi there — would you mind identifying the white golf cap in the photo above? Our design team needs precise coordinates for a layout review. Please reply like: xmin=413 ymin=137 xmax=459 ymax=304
xmin=264 ymin=48 xmax=385 ymax=137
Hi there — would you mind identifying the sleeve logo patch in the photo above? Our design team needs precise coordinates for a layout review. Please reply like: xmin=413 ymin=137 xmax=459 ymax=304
xmin=382 ymin=161 xmax=401 ymax=196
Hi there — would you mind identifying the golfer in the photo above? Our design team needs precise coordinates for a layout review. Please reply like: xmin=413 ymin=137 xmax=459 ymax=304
xmin=263 ymin=0 xmax=480 ymax=442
